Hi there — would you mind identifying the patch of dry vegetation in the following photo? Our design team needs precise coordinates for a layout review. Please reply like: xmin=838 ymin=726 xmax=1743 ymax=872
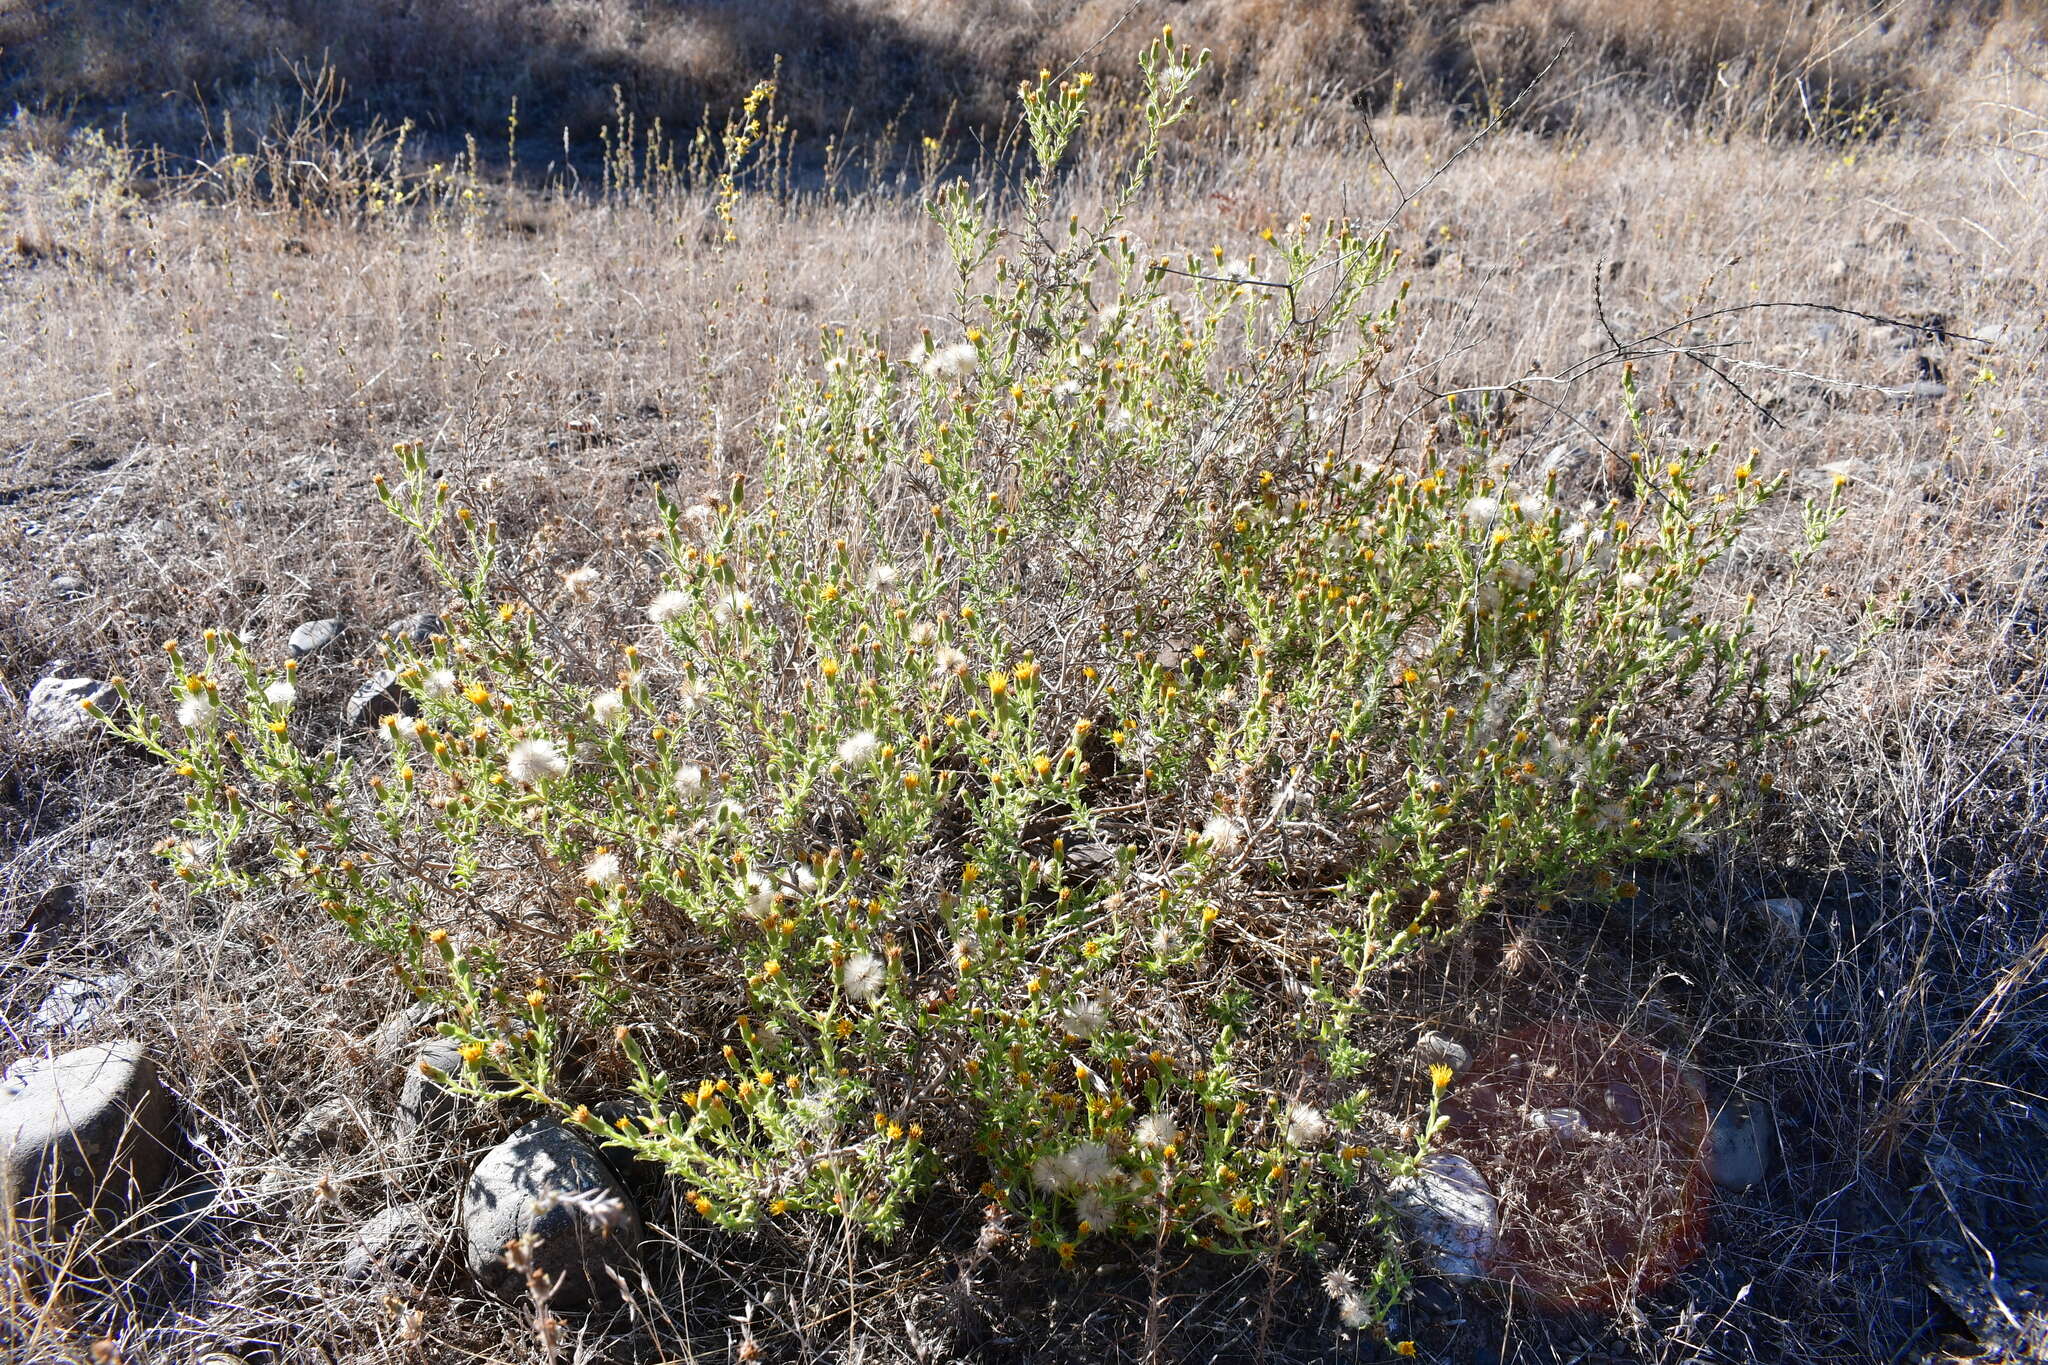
xmin=1 ymin=3 xmax=2045 ymax=1362
xmin=4 ymin=0 xmax=2043 ymax=147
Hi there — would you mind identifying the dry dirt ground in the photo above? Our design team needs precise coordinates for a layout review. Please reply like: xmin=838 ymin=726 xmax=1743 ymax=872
xmin=2 ymin=30 xmax=2046 ymax=1365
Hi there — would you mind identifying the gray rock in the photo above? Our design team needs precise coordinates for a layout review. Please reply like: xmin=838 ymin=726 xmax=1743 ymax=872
xmin=590 ymin=1101 xmax=673 ymax=1193
xmin=462 ymin=1118 xmax=641 ymax=1307
xmin=1759 ymin=897 xmax=1805 ymax=933
xmin=288 ymin=617 xmax=345 ymax=659
xmin=1601 ymin=1080 xmax=1646 ymax=1127
xmin=342 ymin=1202 xmax=437 ymax=1284
xmin=50 ymin=573 xmax=87 ymax=596
xmin=23 ymin=674 xmax=118 ymax=743
xmin=373 ymin=1002 xmax=438 ymax=1068
xmin=287 ymin=1097 xmax=366 ymax=1156
xmin=343 ymin=670 xmax=409 ymax=730
xmin=1706 ymin=1095 xmax=1773 ymax=1191
xmin=140 ymin=1173 xmax=219 ymax=1241
xmin=1388 ymin=1152 xmax=1497 ymax=1280
xmin=1529 ymin=1106 xmax=1590 ymax=1139
xmin=383 ymin=612 xmax=442 ymax=650
xmin=395 ymin=1038 xmax=469 ymax=1142
xmin=1 ymin=1040 xmax=174 ymax=1224
xmin=1063 ymin=842 xmax=1122 ymax=883
xmin=31 ymin=971 xmax=129 ymax=1037
xmin=1415 ymin=1030 xmax=1471 ymax=1079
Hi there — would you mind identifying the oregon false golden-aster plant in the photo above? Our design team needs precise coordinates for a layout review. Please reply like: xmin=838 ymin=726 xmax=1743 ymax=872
xmin=109 ymin=32 xmax=1842 ymax=1331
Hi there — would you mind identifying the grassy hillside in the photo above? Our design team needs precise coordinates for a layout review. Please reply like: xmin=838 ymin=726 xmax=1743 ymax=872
xmin=2 ymin=4 xmax=2045 ymax=1363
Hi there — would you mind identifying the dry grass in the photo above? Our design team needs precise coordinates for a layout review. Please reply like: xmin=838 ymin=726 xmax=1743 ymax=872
xmin=2 ymin=5 xmax=2046 ymax=1362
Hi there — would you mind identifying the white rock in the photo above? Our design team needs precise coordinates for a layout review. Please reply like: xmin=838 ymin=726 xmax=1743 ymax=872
xmin=344 ymin=670 xmax=407 ymax=729
xmin=23 ymin=675 xmax=117 ymax=743
xmin=1388 ymin=1152 xmax=1497 ymax=1280
xmin=31 ymin=971 xmax=129 ymax=1037
xmin=383 ymin=612 xmax=442 ymax=649
xmin=1529 ymin=1106 xmax=1590 ymax=1139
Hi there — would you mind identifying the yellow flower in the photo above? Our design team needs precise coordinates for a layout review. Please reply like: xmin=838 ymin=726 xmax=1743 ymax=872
xmin=1430 ymin=1063 xmax=1454 ymax=1092
xmin=1394 ymin=1342 xmax=1418 ymax=1357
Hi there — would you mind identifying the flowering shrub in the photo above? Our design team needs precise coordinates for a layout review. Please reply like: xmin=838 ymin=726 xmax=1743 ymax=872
xmin=108 ymin=32 xmax=1841 ymax=1328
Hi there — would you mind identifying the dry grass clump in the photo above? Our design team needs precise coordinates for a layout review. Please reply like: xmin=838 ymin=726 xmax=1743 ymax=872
xmin=1 ymin=14 xmax=2045 ymax=1365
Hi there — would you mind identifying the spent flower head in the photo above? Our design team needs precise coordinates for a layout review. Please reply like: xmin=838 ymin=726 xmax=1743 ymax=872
xmin=506 ymin=738 xmax=568 ymax=786
xmin=842 ymin=952 xmax=885 ymax=1004
xmin=583 ymin=849 xmax=622 ymax=887
xmin=1285 ymin=1103 xmax=1330 ymax=1147
xmin=1133 ymin=1112 xmax=1178 ymax=1149
xmin=647 ymin=590 xmax=690 ymax=625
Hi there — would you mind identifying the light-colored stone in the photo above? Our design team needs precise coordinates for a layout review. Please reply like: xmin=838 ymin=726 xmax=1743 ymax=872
xmin=462 ymin=1118 xmax=641 ymax=1307
xmin=1706 ymin=1095 xmax=1773 ymax=1191
xmin=342 ymin=1202 xmax=437 ymax=1284
xmin=395 ymin=1038 xmax=468 ymax=1142
xmin=383 ymin=612 xmax=442 ymax=649
xmin=343 ymin=670 xmax=407 ymax=730
xmin=1388 ymin=1152 xmax=1497 ymax=1280
xmin=23 ymin=674 xmax=117 ymax=743
xmin=1415 ymin=1030 xmax=1471 ymax=1078
xmin=1759 ymin=897 xmax=1805 ymax=934
xmin=287 ymin=1097 xmax=366 ymax=1156
xmin=1529 ymin=1106 xmax=1590 ymax=1139
xmin=1 ymin=1040 xmax=174 ymax=1223
xmin=288 ymin=617 xmax=345 ymax=659
xmin=372 ymin=1003 xmax=437 ymax=1068
xmin=31 ymin=971 xmax=129 ymax=1037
